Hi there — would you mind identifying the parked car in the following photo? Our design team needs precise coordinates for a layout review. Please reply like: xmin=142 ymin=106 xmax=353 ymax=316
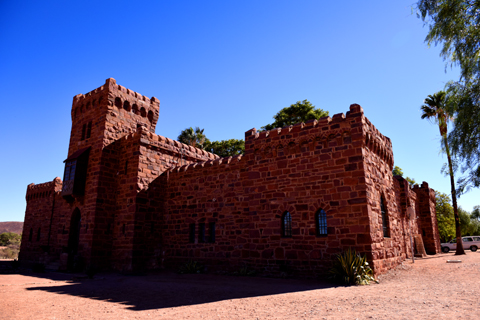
xmin=441 ymin=236 xmax=480 ymax=253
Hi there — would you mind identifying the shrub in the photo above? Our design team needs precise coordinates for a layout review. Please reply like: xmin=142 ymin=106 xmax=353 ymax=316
xmin=329 ymin=248 xmax=377 ymax=285
xmin=233 ymin=265 xmax=256 ymax=276
xmin=178 ymin=260 xmax=203 ymax=274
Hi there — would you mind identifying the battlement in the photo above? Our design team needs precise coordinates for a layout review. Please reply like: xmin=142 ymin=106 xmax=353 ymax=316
xmin=246 ymin=104 xmax=364 ymax=143
xmin=168 ymin=153 xmax=244 ymax=174
xmin=121 ymin=126 xmax=220 ymax=162
xmin=70 ymin=78 xmax=160 ymax=132
xmin=364 ymin=117 xmax=394 ymax=168
xmin=26 ymin=177 xmax=62 ymax=201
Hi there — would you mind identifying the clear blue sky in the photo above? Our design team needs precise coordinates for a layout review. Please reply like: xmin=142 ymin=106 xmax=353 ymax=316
xmin=0 ymin=0 xmax=478 ymax=222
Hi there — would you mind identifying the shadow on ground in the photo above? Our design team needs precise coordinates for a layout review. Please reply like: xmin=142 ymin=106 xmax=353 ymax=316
xmin=9 ymin=266 xmax=335 ymax=311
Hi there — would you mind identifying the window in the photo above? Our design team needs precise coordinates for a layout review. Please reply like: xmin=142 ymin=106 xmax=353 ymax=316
xmin=63 ymin=160 xmax=77 ymax=182
xmin=198 ymin=223 xmax=206 ymax=243
xmin=61 ymin=147 xmax=90 ymax=198
xmin=316 ymin=209 xmax=327 ymax=237
xmin=81 ymin=124 xmax=86 ymax=140
xmin=86 ymin=121 xmax=92 ymax=139
xmin=189 ymin=223 xmax=195 ymax=243
xmin=209 ymin=222 xmax=216 ymax=243
xmin=381 ymin=196 xmax=390 ymax=237
xmin=282 ymin=211 xmax=292 ymax=237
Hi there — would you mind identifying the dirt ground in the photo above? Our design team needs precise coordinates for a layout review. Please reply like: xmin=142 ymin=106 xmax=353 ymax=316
xmin=1 ymin=252 xmax=479 ymax=320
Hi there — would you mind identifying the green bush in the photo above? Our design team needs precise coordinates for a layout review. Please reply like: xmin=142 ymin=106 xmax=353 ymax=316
xmin=329 ymin=248 xmax=377 ymax=285
xmin=178 ymin=260 xmax=203 ymax=274
xmin=233 ymin=265 xmax=256 ymax=276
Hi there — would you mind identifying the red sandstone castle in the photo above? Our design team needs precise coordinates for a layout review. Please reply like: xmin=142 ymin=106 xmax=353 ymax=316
xmin=19 ymin=78 xmax=441 ymax=276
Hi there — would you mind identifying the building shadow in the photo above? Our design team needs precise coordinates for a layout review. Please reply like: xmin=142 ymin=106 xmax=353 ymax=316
xmin=24 ymin=271 xmax=336 ymax=311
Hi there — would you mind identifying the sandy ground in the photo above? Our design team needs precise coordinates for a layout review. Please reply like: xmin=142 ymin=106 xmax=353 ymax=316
xmin=1 ymin=252 xmax=479 ymax=320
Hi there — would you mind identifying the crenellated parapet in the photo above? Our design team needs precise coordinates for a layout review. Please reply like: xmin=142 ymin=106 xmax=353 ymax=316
xmin=131 ymin=126 xmax=220 ymax=162
xmin=364 ymin=118 xmax=394 ymax=168
xmin=71 ymin=78 xmax=160 ymax=132
xmin=244 ymin=104 xmax=365 ymax=158
xmin=26 ymin=177 xmax=62 ymax=201
xmin=167 ymin=154 xmax=243 ymax=174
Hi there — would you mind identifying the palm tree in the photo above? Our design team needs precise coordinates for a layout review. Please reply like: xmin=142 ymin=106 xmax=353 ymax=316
xmin=421 ymin=91 xmax=465 ymax=255
xmin=177 ymin=127 xmax=207 ymax=149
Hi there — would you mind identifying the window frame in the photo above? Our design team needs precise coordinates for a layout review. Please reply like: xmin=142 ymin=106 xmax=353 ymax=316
xmin=282 ymin=211 xmax=292 ymax=238
xmin=316 ymin=209 xmax=328 ymax=237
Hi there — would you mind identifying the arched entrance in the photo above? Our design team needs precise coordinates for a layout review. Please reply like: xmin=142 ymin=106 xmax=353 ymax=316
xmin=67 ymin=208 xmax=81 ymax=271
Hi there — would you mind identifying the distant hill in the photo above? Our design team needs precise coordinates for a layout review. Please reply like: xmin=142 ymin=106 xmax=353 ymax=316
xmin=0 ymin=222 xmax=24 ymax=235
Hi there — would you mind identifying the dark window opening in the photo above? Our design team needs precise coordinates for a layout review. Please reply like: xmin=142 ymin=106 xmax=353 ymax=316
xmin=86 ymin=121 xmax=92 ymax=139
xmin=62 ymin=148 xmax=90 ymax=199
xmin=148 ymin=110 xmax=154 ymax=122
xmin=115 ymin=97 xmax=122 ymax=108
xmin=189 ymin=223 xmax=195 ymax=243
xmin=209 ymin=222 xmax=216 ymax=243
xmin=132 ymin=104 xmax=138 ymax=115
xmin=122 ymin=223 xmax=126 ymax=235
xmin=282 ymin=211 xmax=292 ymax=237
xmin=199 ymin=223 xmax=206 ymax=243
xmin=81 ymin=124 xmax=86 ymax=140
xmin=123 ymin=100 xmax=131 ymax=111
xmin=124 ymin=160 xmax=128 ymax=175
xmin=381 ymin=196 xmax=390 ymax=238
xmin=316 ymin=209 xmax=328 ymax=237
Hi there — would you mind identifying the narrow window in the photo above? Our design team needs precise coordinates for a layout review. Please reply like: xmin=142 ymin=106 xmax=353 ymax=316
xmin=381 ymin=196 xmax=390 ymax=238
xmin=199 ymin=223 xmax=206 ymax=243
xmin=122 ymin=223 xmax=126 ymax=235
xmin=124 ymin=160 xmax=128 ymax=175
xmin=209 ymin=222 xmax=216 ymax=243
xmin=132 ymin=104 xmax=139 ymax=115
xmin=115 ymin=97 xmax=122 ymax=108
xmin=123 ymin=100 xmax=131 ymax=111
xmin=189 ymin=223 xmax=195 ymax=243
xmin=29 ymin=228 xmax=33 ymax=242
xmin=282 ymin=211 xmax=292 ymax=237
xmin=316 ymin=209 xmax=327 ymax=237
xmin=37 ymin=227 xmax=41 ymax=241
xmin=148 ymin=110 xmax=154 ymax=123
xmin=86 ymin=121 xmax=92 ymax=139
xmin=81 ymin=124 xmax=86 ymax=140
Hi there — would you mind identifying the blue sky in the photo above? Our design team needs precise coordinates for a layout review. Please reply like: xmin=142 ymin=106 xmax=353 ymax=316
xmin=0 ymin=0 xmax=478 ymax=222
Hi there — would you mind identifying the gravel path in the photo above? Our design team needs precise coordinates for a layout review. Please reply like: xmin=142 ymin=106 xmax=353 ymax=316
xmin=1 ymin=252 xmax=479 ymax=320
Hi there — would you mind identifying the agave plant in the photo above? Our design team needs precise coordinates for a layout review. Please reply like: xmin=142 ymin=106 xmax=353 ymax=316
xmin=178 ymin=260 xmax=204 ymax=274
xmin=329 ymin=248 xmax=377 ymax=285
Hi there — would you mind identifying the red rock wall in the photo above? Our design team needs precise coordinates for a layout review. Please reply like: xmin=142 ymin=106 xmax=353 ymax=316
xmin=147 ymin=104 xmax=377 ymax=276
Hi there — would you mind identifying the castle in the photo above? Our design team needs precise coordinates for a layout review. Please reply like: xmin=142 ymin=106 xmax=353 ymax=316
xmin=19 ymin=78 xmax=441 ymax=276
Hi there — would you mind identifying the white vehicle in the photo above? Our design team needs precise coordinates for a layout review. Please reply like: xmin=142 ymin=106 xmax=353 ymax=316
xmin=441 ymin=236 xmax=480 ymax=253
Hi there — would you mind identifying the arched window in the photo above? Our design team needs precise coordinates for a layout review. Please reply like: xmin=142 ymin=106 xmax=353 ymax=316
xmin=114 ymin=97 xmax=122 ymax=109
xmin=132 ymin=104 xmax=139 ymax=115
xmin=316 ymin=209 xmax=327 ymax=237
xmin=282 ymin=211 xmax=292 ymax=237
xmin=148 ymin=110 xmax=154 ymax=123
xmin=123 ymin=100 xmax=131 ymax=112
xmin=381 ymin=196 xmax=390 ymax=238
xmin=140 ymin=107 xmax=147 ymax=118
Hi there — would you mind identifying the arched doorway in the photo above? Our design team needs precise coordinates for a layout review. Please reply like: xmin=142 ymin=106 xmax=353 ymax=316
xmin=67 ymin=208 xmax=81 ymax=271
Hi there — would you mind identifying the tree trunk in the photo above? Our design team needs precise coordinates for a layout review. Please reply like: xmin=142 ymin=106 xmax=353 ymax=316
xmin=444 ymin=134 xmax=465 ymax=255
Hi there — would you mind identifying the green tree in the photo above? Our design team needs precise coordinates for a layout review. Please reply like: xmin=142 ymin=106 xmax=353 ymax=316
xmin=471 ymin=205 xmax=480 ymax=221
xmin=261 ymin=100 xmax=329 ymax=131
xmin=435 ymin=192 xmax=455 ymax=243
xmin=204 ymin=139 xmax=245 ymax=157
xmin=417 ymin=0 xmax=480 ymax=192
xmin=0 ymin=232 xmax=21 ymax=246
xmin=392 ymin=165 xmax=417 ymax=187
xmin=392 ymin=166 xmax=403 ymax=176
xmin=421 ymin=91 xmax=465 ymax=254
xmin=177 ymin=127 xmax=207 ymax=149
